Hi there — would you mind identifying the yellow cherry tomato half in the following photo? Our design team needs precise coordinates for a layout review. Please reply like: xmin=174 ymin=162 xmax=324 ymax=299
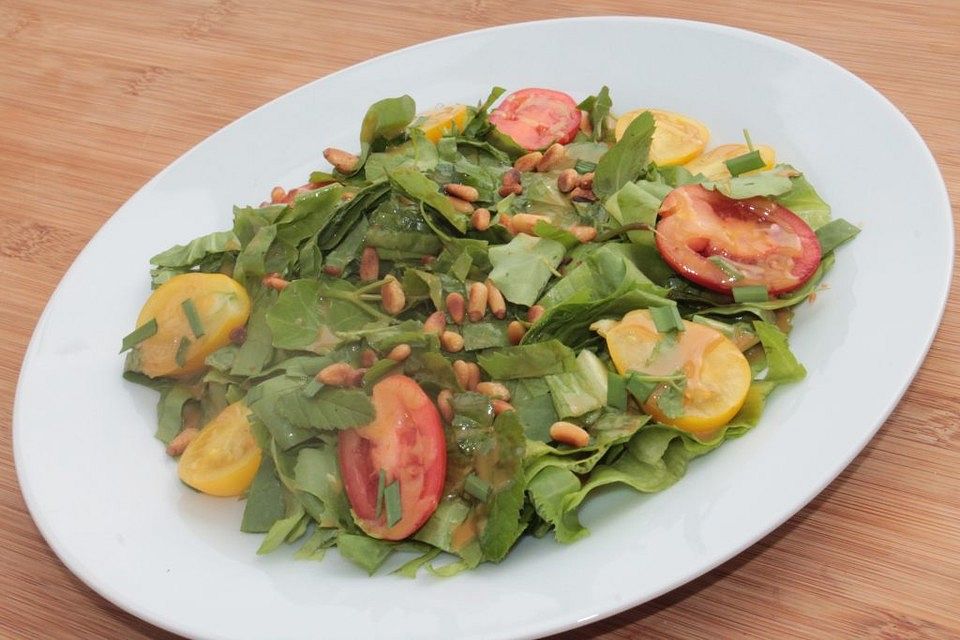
xmin=178 ymin=402 xmax=261 ymax=497
xmin=604 ymin=309 xmax=751 ymax=435
xmin=134 ymin=273 xmax=251 ymax=379
xmin=614 ymin=109 xmax=710 ymax=166
xmin=683 ymin=143 xmax=776 ymax=181
xmin=413 ymin=104 xmax=470 ymax=143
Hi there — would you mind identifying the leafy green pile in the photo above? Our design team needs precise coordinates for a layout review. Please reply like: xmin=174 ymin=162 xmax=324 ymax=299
xmin=124 ymin=87 xmax=858 ymax=576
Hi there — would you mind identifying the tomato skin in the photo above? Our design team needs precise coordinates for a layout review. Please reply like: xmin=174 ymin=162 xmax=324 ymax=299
xmin=488 ymin=88 xmax=581 ymax=151
xmin=338 ymin=375 xmax=446 ymax=541
xmin=605 ymin=310 xmax=751 ymax=434
xmin=135 ymin=272 xmax=251 ymax=379
xmin=178 ymin=402 xmax=261 ymax=497
xmin=655 ymin=184 xmax=821 ymax=295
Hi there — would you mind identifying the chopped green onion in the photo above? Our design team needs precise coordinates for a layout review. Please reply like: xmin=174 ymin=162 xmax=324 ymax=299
xmin=707 ymin=255 xmax=744 ymax=280
xmin=464 ymin=473 xmax=492 ymax=502
xmin=363 ymin=358 xmax=402 ymax=387
xmin=606 ymin=372 xmax=628 ymax=411
xmin=732 ymin=285 xmax=769 ymax=303
xmin=119 ymin=318 xmax=157 ymax=353
xmin=574 ymin=159 xmax=597 ymax=174
xmin=649 ymin=305 xmax=685 ymax=333
xmin=375 ymin=469 xmax=387 ymax=519
xmin=815 ymin=218 xmax=861 ymax=255
xmin=384 ymin=480 xmax=402 ymax=527
xmin=302 ymin=377 xmax=323 ymax=398
xmin=181 ymin=298 xmax=205 ymax=338
xmin=743 ymin=128 xmax=755 ymax=152
xmin=724 ymin=150 xmax=765 ymax=177
xmin=175 ymin=336 xmax=192 ymax=368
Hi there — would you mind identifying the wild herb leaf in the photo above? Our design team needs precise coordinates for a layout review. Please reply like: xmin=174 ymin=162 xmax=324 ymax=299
xmin=593 ymin=110 xmax=654 ymax=199
xmin=477 ymin=340 xmax=577 ymax=380
xmin=487 ymin=234 xmax=565 ymax=306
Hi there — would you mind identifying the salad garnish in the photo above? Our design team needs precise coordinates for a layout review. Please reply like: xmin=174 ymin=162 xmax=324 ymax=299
xmin=122 ymin=85 xmax=859 ymax=576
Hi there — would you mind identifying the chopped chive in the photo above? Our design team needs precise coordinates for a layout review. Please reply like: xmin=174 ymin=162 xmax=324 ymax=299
xmin=375 ymin=469 xmax=386 ymax=519
xmin=464 ymin=473 xmax=492 ymax=502
xmin=175 ymin=336 xmax=192 ymax=368
xmin=742 ymin=128 xmax=755 ymax=152
xmin=574 ymin=159 xmax=597 ymax=174
xmin=707 ymin=255 xmax=744 ymax=280
xmin=732 ymin=285 xmax=769 ymax=303
xmin=649 ymin=305 xmax=685 ymax=333
xmin=384 ymin=480 xmax=402 ymax=527
xmin=607 ymin=372 xmax=628 ymax=411
xmin=302 ymin=377 xmax=324 ymax=398
xmin=119 ymin=318 xmax=157 ymax=353
xmin=815 ymin=218 xmax=861 ymax=255
xmin=181 ymin=298 xmax=205 ymax=338
xmin=724 ymin=150 xmax=765 ymax=177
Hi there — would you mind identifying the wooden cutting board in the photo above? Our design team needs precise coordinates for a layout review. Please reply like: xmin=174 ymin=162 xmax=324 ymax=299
xmin=1 ymin=1 xmax=957 ymax=638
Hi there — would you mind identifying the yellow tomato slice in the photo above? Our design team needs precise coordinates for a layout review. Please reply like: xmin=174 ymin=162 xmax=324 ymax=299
xmin=414 ymin=104 xmax=469 ymax=143
xmin=135 ymin=273 xmax=251 ymax=379
xmin=684 ymin=143 xmax=776 ymax=181
xmin=604 ymin=309 xmax=751 ymax=435
xmin=178 ymin=402 xmax=261 ymax=497
xmin=614 ymin=109 xmax=710 ymax=166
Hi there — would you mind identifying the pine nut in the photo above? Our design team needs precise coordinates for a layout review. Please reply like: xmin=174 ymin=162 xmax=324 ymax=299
xmin=471 ymin=207 xmax=491 ymax=231
xmin=514 ymin=151 xmax=543 ymax=172
xmin=446 ymin=292 xmax=466 ymax=325
xmin=229 ymin=326 xmax=247 ymax=345
xmin=386 ymin=343 xmax=412 ymax=362
xmin=507 ymin=320 xmax=526 ymax=345
xmin=527 ymin=304 xmax=546 ymax=323
xmin=485 ymin=280 xmax=506 ymax=319
xmin=570 ymin=187 xmax=596 ymax=202
xmin=270 ymin=186 xmax=286 ymax=204
xmin=447 ymin=195 xmax=475 ymax=214
xmin=498 ymin=212 xmax=515 ymax=234
xmin=549 ymin=421 xmax=590 ymax=447
xmin=441 ymin=330 xmax=464 ymax=353
xmin=166 ymin=428 xmax=199 ymax=457
xmin=536 ymin=143 xmax=566 ymax=172
xmin=359 ymin=246 xmax=379 ymax=282
xmin=444 ymin=183 xmax=479 ymax=203
xmin=466 ymin=362 xmax=481 ymax=391
xmin=452 ymin=360 xmax=472 ymax=390
xmin=510 ymin=213 xmax=549 ymax=235
xmin=579 ymin=110 xmax=593 ymax=136
xmin=476 ymin=381 xmax=511 ymax=401
xmin=420 ymin=255 xmax=436 ymax=266
xmin=261 ymin=273 xmax=289 ymax=291
xmin=360 ymin=348 xmax=378 ymax=368
xmin=467 ymin=282 xmax=488 ymax=322
xmin=380 ymin=276 xmax=406 ymax=315
xmin=498 ymin=183 xmax=523 ymax=197
xmin=502 ymin=168 xmax=522 ymax=187
xmin=492 ymin=399 xmax=515 ymax=415
xmin=437 ymin=389 xmax=454 ymax=422
xmin=569 ymin=226 xmax=598 ymax=243
xmin=424 ymin=310 xmax=447 ymax=335
xmin=323 ymin=147 xmax=359 ymax=174
xmin=579 ymin=172 xmax=594 ymax=190
xmin=317 ymin=362 xmax=362 ymax=387
xmin=557 ymin=168 xmax=580 ymax=193
xmin=322 ymin=264 xmax=342 ymax=277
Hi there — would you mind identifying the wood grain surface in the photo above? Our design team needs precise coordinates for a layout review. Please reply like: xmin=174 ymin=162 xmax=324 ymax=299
xmin=2 ymin=1 xmax=958 ymax=638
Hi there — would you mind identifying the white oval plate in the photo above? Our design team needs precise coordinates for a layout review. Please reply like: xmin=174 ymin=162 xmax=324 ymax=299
xmin=14 ymin=17 xmax=952 ymax=640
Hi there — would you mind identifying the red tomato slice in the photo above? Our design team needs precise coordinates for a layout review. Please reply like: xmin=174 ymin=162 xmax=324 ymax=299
xmin=338 ymin=375 xmax=446 ymax=540
xmin=488 ymin=88 xmax=581 ymax=151
xmin=656 ymin=184 xmax=821 ymax=295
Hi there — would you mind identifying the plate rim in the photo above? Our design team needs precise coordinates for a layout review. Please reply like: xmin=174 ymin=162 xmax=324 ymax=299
xmin=13 ymin=15 xmax=954 ymax=640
